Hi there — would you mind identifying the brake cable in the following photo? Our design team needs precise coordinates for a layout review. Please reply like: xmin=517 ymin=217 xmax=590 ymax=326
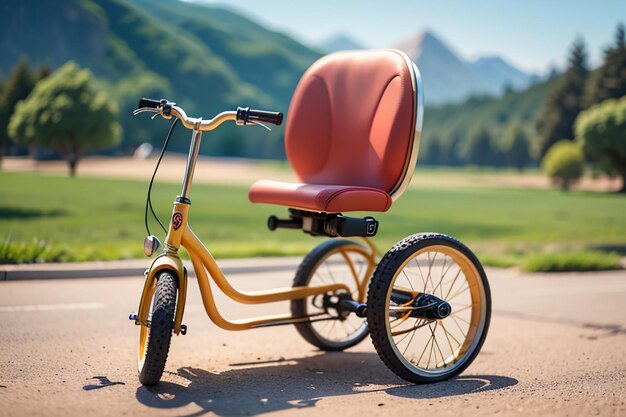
xmin=145 ymin=118 xmax=179 ymax=236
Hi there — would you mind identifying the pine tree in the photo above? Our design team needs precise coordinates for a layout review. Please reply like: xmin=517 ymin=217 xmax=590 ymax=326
xmin=34 ymin=63 xmax=51 ymax=82
xmin=0 ymin=58 xmax=35 ymax=167
xmin=584 ymin=23 xmax=626 ymax=106
xmin=423 ymin=134 xmax=443 ymax=165
xmin=534 ymin=39 xmax=589 ymax=158
xmin=465 ymin=126 xmax=498 ymax=166
xmin=501 ymin=122 xmax=532 ymax=170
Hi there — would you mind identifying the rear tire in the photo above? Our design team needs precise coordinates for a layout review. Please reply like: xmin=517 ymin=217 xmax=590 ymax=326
xmin=291 ymin=239 xmax=375 ymax=351
xmin=367 ymin=233 xmax=491 ymax=383
xmin=138 ymin=271 xmax=178 ymax=386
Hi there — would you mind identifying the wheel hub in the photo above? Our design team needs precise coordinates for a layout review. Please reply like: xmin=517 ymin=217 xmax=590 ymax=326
xmin=410 ymin=293 xmax=452 ymax=320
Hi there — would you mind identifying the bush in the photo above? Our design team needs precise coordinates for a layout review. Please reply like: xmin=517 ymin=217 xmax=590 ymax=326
xmin=575 ymin=96 xmax=626 ymax=192
xmin=0 ymin=237 xmax=67 ymax=264
xmin=522 ymin=250 xmax=621 ymax=272
xmin=541 ymin=140 xmax=584 ymax=190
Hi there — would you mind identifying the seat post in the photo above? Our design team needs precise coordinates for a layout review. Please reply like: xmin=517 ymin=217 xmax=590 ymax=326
xmin=180 ymin=127 xmax=202 ymax=200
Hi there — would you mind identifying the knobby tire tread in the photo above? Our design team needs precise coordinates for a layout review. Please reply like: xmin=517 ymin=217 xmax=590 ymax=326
xmin=367 ymin=233 xmax=491 ymax=383
xmin=138 ymin=271 xmax=178 ymax=386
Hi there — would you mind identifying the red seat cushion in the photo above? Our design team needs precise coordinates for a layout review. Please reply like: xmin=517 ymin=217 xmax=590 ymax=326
xmin=249 ymin=180 xmax=392 ymax=213
xmin=248 ymin=50 xmax=419 ymax=214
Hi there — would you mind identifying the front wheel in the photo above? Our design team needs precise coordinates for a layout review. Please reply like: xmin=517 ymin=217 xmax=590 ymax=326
xmin=367 ymin=233 xmax=491 ymax=383
xmin=138 ymin=271 xmax=178 ymax=386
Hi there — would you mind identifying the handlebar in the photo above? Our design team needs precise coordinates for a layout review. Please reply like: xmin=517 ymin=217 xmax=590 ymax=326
xmin=134 ymin=97 xmax=283 ymax=132
xmin=236 ymin=107 xmax=283 ymax=126
xmin=137 ymin=98 xmax=162 ymax=109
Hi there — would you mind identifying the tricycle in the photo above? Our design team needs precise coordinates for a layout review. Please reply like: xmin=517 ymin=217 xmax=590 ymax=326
xmin=130 ymin=49 xmax=491 ymax=386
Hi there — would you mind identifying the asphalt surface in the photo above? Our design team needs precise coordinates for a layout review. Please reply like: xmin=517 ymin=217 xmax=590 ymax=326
xmin=0 ymin=265 xmax=625 ymax=417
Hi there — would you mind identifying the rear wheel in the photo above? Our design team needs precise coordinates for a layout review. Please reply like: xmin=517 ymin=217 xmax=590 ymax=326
xmin=138 ymin=271 xmax=178 ymax=386
xmin=367 ymin=233 xmax=491 ymax=383
xmin=291 ymin=239 xmax=375 ymax=351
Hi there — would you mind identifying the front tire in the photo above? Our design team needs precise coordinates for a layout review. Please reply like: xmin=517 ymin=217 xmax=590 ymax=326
xmin=138 ymin=271 xmax=178 ymax=386
xmin=367 ymin=233 xmax=491 ymax=383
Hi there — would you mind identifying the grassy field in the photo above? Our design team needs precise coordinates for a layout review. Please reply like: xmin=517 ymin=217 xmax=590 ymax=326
xmin=1 ymin=171 xmax=625 ymax=266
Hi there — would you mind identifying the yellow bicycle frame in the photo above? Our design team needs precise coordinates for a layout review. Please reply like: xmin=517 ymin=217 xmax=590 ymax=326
xmin=136 ymin=120 xmax=377 ymax=336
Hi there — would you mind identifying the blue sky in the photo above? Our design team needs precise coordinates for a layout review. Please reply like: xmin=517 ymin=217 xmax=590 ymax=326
xmin=193 ymin=0 xmax=625 ymax=74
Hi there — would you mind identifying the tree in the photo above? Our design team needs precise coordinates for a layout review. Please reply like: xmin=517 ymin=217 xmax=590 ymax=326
xmin=465 ymin=126 xmax=498 ymax=166
xmin=34 ymin=63 xmax=51 ymax=82
xmin=8 ymin=61 xmax=122 ymax=176
xmin=575 ymin=96 xmax=626 ymax=192
xmin=584 ymin=23 xmax=626 ymax=106
xmin=534 ymin=39 xmax=589 ymax=158
xmin=501 ymin=122 xmax=532 ymax=170
xmin=542 ymin=140 xmax=584 ymax=191
xmin=111 ymin=71 xmax=172 ymax=153
xmin=0 ymin=59 xmax=35 ymax=168
xmin=423 ymin=134 xmax=443 ymax=165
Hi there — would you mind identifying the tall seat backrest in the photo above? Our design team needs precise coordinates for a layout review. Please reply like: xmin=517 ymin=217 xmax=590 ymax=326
xmin=285 ymin=49 xmax=424 ymax=200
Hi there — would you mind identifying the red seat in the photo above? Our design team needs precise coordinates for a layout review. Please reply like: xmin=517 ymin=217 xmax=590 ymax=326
xmin=249 ymin=50 xmax=423 ymax=213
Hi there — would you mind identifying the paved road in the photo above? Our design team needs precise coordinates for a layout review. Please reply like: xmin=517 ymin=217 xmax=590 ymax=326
xmin=1 ymin=266 xmax=625 ymax=417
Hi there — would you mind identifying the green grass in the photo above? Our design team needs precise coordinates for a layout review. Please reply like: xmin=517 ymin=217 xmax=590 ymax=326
xmin=0 ymin=237 xmax=68 ymax=264
xmin=1 ymin=171 xmax=625 ymax=267
xmin=522 ymin=251 xmax=621 ymax=272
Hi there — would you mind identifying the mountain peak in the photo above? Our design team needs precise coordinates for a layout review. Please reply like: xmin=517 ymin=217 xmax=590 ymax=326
xmin=320 ymin=33 xmax=365 ymax=53
xmin=470 ymin=56 xmax=536 ymax=91
xmin=394 ymin=31 xmax=535 ymax=104
xmin=395 ymin=30 xmax=460 ymax=63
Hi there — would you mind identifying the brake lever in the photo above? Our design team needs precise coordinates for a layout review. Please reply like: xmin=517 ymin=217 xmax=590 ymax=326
xmin=132 ymin=108 xmax=161 ymax=116
xmin=250 ymin=120 xmax=272 ymax=131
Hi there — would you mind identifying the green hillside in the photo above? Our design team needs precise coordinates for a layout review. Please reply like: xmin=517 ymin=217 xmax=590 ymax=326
xmin=1 ymin=0 xmax=557 ymax=163
xmin=130 ymin=0 xmax=320 ymax=107
xmin=0 ymin=0 xmax=320 ymax=156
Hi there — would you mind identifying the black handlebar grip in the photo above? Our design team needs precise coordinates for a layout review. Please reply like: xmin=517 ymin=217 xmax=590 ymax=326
xmin=248 ymin=109 xmax=283 ymax=126
xmin=137 ymin=97 xmax=162 ymax=110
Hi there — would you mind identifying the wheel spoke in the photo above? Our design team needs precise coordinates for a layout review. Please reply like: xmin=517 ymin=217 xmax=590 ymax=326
xmin=447 ymin=282 xmax=477 ymax=302
xmin=443 ymin=268 xmax=463 ymax=300
xmin=450 ymin=314 xmax=467 ymax=335
xmin=416 ymin=331 xmax=434 ymax=366
xmin=413 ymin=256 xmax=427 ymax=289
xmin=452 ymin=314 xmax=471 ymax=325
xmin=313 ymin=270 xmax=330 ymax=285
xmin=401 ymin=268 xmax=415 ymax=292
xmin=391 ymin=318 xmax=432 ymax=336
xmin=402 ymin=318 xmax=420 ymax=356
xmin=432 ymin=255 xmax=450 ymax=298
xmin=390 ymin=311 xmax=412 ymax=329
xmin=325 ymin=262 xmax=337 ymax=283
xmin=450 ymin=304 xmax=474 ymax=314
xmin=432 ymin=324 xmax=446 ymax=368
xmin=426 ymin=323 xmax=436 ymax=368
xmin=425 ymin=252 xmax=437 ymax=293
xmin=439 ymin=321 xmax=458 ymax=355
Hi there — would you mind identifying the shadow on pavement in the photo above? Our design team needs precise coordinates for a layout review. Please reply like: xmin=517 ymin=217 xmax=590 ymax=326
xmin=135 ymin=352 xmax=517 ymax=417
xmin=496 ymin=309 xmax=626 ymax=339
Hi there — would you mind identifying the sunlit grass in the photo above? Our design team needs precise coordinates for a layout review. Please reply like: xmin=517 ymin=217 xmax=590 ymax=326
xmin=522 ymin=251 xmax=621 ymax=272
xmin=1 ymin=171 xmax=625 ymax=267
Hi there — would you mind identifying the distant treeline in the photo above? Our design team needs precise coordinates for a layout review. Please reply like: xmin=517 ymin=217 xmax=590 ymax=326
xmin=421 ymin=23 xmax=626 ymax=173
